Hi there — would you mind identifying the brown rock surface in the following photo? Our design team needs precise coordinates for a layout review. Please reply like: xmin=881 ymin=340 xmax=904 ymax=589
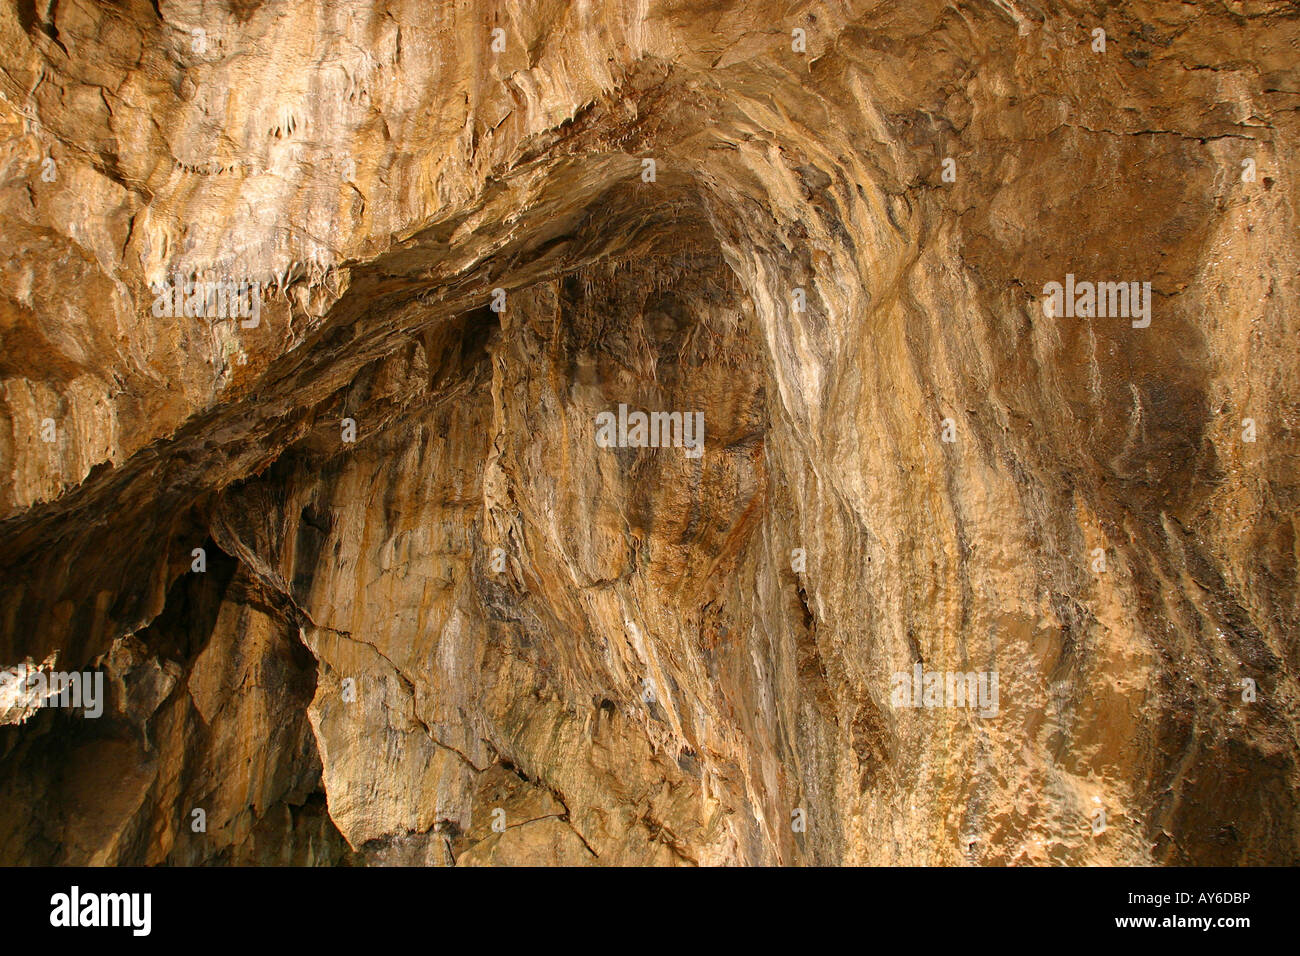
xmin=0 ymin=0 xmax=1297 ymax=865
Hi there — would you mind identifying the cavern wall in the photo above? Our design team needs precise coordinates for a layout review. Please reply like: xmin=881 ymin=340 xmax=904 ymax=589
xmin=0 ymin=0 xmax=1297 ymax=865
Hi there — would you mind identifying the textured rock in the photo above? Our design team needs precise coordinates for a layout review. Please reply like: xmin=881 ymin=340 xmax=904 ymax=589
xmin=0 ymin=0 xmax=1297 ymax=865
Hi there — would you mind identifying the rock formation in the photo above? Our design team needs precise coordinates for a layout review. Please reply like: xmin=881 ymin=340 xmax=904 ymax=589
xmin=0 ymin=0 xmax=1297 ymax=865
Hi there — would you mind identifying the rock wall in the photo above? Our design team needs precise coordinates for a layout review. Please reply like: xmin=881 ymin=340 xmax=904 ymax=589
xmin=0 ymin=0 xmax=1297 ymax=865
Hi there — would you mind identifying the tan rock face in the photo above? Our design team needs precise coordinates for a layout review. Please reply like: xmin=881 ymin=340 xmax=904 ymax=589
xmin=0 ymin=0 xmax=1296 ymax=865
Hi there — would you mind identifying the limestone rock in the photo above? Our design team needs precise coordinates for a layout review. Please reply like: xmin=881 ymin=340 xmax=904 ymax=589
xmin=0 ymin=0 xmax=1297 ymax=865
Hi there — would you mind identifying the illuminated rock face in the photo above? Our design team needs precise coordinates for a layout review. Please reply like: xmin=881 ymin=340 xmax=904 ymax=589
xmin=0 ymin=0 xmax=1297 ymax=866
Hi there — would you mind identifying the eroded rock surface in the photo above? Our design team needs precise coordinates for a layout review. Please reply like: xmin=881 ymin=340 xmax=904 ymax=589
xmin=0 ymin=0 xmax=1297 ymax=865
